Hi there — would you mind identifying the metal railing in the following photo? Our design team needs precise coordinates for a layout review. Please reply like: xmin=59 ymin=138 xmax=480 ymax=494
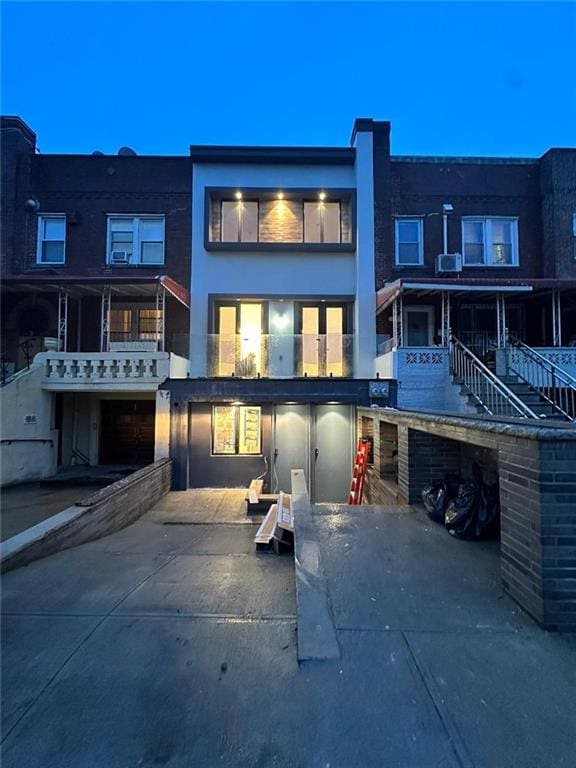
xmin=450 ymin=335 xmax=540 ymax=419
xmin=507 ymin=335 xmax=576 ymax=422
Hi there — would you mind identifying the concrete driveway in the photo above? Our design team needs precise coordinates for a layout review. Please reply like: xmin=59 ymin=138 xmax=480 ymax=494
xmin=2 ymin=492 xmax=575 ymax=767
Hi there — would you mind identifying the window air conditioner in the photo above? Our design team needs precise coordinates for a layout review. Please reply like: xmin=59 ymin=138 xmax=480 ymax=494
xmin=436 ymin=253 xmax=463 ymax=274
xmin=111 ymin=251 xmax=130 ymax=263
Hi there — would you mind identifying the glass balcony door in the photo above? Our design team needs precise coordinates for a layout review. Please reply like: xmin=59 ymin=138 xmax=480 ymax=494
xmin=217 ymin=302 xmax=265 ymax=377
xmin=298 ymin=303 xmax=347 ymax=377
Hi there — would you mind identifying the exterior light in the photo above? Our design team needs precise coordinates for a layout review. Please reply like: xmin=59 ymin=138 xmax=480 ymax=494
xmin=319 ymin=192 xmax=326 ymax=201
xmin=235 ymin=191 xmax=242 ymax=200
xmin=442 ymin=203 xmax=454 ymax=214
xmin=277 ymin=192 xmax=284 ymax=200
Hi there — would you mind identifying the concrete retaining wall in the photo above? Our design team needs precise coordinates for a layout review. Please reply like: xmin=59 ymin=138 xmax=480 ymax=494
xmin=0 ymin=459 xmax=171 ymax=573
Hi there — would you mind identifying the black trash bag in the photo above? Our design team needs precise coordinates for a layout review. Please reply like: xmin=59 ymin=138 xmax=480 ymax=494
xmin=422 ymin=474 xmax=461 ymax=523
xmin=421 ymin=481 xmax=448 ymax=523
xmin=445 ymin=481 xmax=481 ymax=539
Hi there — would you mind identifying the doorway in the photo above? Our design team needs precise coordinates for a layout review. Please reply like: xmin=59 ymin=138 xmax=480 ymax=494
xmin=312 ymin=404 xmax=354 ymax=503
xmin=99 ymin=400 xmax=155 ymax=465
xmin=297 ymin=303 xmax=349 ymax=376
xmin=403 ymin=306 xmax=434 ymax=346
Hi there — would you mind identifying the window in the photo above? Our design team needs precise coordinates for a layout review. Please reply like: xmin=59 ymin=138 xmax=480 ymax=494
xmin=108 ymin=305 xmax=163 ymax=343
xmin=304 ymin=202 xmax=341 ymax=243
xmin=37 ymin=215 xmax=66 ymax=264
xmin=395 ymin=218 xmax=423 ymax=265
xmin=462 ymin=218 xmax=518 ymax=266
xmin=107 ymin=216 xmax=165 ymax=264
xmin=212 ymin=405 xmax=261 ymax=455
xmin=221 ymin=201 xmax=258 ymax=242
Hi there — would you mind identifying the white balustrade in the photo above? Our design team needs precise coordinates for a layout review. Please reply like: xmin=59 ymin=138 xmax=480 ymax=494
xmin=35 ymin=351 xmax=182 ymax=390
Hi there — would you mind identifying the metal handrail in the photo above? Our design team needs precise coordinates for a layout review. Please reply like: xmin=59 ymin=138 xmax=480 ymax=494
xmin=450 ymin=335 xmax=540 ymax=419
xmin=507 ymin=335 xmax=575 ymax=422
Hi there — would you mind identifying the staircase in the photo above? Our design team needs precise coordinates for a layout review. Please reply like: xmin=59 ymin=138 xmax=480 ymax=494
xmin=450 ymin=336 xmax=573 ymax=421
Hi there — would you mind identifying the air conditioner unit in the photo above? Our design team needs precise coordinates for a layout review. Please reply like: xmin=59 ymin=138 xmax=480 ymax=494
xmin=111 ymin=251 xmax=130 ymax=263
xmin=436 ymin=253 xmax=463 ymax=274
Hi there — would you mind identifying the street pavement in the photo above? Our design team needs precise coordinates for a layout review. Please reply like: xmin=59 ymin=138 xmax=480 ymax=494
xmin=1 ymin=492 xmax=575 ymax=767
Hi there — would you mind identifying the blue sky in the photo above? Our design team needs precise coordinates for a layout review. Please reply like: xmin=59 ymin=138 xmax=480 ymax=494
xmin=2 ymin=2 xmax=575 ymax=156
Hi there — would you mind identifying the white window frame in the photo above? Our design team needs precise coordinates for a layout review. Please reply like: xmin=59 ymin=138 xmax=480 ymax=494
xmin=106 ymin=214 xmax=165 ymax=265
xmin=36 ymin=214 xmax=66 ymax=265
xmin=461 ymin=216 xmax=519 ymax=267
xmin=394 ymin=217 xmax=424 ymax=266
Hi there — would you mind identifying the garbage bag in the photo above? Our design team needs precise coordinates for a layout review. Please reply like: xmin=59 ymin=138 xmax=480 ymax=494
xmin=445 ymin=463 xmax=500 ymax=540
xmin=445 ymin=481 xmax=481 ymax=539
xmin=422 ymin=474 xmax=461 ymax=523
xmin=421 ymin=481 xmax=448 ymax=523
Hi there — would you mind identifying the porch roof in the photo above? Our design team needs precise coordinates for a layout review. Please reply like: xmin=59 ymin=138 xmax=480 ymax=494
xmin=2 ymin=274 xmax=190 ymax=308
xmin=376 ymin=277 xmax=576 ymax=314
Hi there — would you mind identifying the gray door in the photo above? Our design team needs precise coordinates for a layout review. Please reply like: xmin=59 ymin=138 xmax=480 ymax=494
xmin=312 ymin=405 xmax=354 ymax=503
xmin=272 ymin=405 xmax=309 ymax=494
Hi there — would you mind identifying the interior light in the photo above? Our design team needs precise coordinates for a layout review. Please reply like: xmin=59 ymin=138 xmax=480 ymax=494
xmin=232 ymin=401 xmax=244 ymax=405
xmin=235 ymin=191 xmax=242 ymax=200
xmin=319 ymin=192 xmax=326 ymax=201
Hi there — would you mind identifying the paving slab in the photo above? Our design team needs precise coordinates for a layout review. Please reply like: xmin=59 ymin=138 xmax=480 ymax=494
xmin=114 ymin=552 xmax=296 ymax=618
xmin=0 ymin=618 xmax=459 ymax=768
xmin=1 ymin=614 xmax=100 ymax=736
xmin=406 ymin=630 xmax=576 ymax=768
xmin=314 ymin=504 xmax=534 ymax=633
xmin=1 ymin=549 xmax=171 ymax=615
xmin=80 ymin=520 xmax=260 ymax=556
xmin=148 ymin=488 xmax=253 ymax=524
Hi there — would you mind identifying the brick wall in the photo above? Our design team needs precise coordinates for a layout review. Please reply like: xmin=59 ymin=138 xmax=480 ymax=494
xmin=358 ymin=407 xmax=576 ymax=631
xmin=1 ymin=459 xmax=172 ymax=572
xmin=3 ymin=145 xmax=191 ymax=287
xmin=539 ymin=149 xmax=576 ymax=280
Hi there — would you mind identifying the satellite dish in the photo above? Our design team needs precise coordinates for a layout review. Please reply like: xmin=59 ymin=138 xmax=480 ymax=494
xmin=24 ymin=197 xmax=40 ymax=212
xmin=91 ymin=150 xmax=104 ymax=156
xmin=118 ymin=146 xmax=137 ymax=156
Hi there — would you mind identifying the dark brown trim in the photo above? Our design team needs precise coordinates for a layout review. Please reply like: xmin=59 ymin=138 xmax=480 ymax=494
xmin=190 ymin=146 xmax=355 ymax=164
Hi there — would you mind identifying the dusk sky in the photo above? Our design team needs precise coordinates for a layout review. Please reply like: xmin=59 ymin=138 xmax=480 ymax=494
xmin=2 ymin=1 xmax=575 ymax=157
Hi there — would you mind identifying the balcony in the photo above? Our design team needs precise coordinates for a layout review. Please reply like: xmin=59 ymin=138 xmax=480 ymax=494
xmin=38 ymin=351 xmax=188 ymax=391
xmin=206 ymin=189 xmax=355 ymax=251
xmin=206 ymin=334 xmax=354 ymax=378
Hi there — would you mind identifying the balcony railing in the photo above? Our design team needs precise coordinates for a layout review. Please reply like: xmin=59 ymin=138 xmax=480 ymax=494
xmin=206 ymin=334 xmax=354 ymax=378
xmin=37 ymin=351 xmax=188 ymax=390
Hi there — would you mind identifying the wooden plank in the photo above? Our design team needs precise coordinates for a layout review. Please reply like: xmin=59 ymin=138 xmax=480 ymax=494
xmin=246 ymin=479 xmax=264 ymax=505
xmin=254 ymin=504 xmax=277 ymax=544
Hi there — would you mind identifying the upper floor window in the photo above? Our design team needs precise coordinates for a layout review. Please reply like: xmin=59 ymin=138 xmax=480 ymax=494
xmin=462 ymin=218 xmax=518 ymax=267
xmin=304 ymin=201 xmax=341 ymax=243
xmin=107 ymin=215 xmax=165 ymax=265
xmin=221 ymin=200 xmax=258 ymax=242
xmin=395 ymin=218 xmax=423 ymax=266
xmin=37 ymin=215 xmax=66 ymax=264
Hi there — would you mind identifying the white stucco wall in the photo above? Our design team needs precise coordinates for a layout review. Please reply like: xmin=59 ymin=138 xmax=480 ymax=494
xmin=0 ymin=365 xmax=58 ymax=485
xmin=189 ymin=162 xmax=361 ymax=377
xmin=352 ymin=131 xmax=377 ymax=377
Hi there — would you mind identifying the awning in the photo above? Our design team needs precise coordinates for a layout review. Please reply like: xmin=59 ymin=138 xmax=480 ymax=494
xmin=376 ymin=277 xmax=576 ymax=315
xmin=2 ymin=274 xmax=190 ymax=308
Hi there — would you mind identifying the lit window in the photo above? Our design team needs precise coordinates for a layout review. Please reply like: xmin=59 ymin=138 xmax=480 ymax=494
xmin=304 ymin=202 xmax=341 ymax=243
xmin=107 ymin=216 xmax=165 ymax=264
xmin=462 ymin=218 xmax=518 ymax=266
xmin=139 ymin=309 xmax=162 ymax=339
xmin=221 ymin=201 xmax=258 ymax=242
xmin=395 ymin=219 xmax=423 ymax=265
xmin=37 ymin=215 xmax=66 ymax=264
xmin=212 ymin=405 xmax=261 ymax=455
